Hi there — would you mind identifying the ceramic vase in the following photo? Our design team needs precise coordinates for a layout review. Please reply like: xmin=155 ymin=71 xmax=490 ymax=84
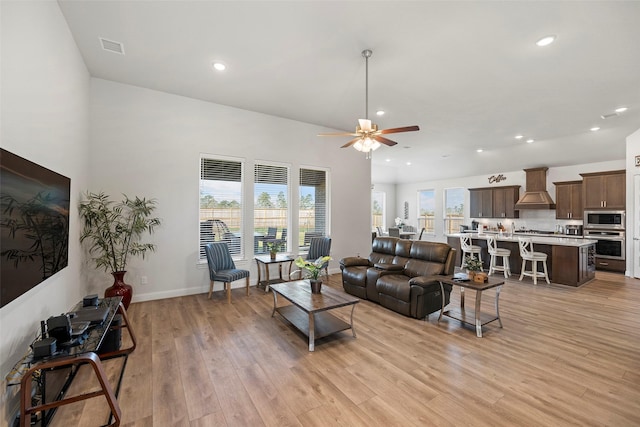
xmin=105 ymin=270 xmax=133 ymax=309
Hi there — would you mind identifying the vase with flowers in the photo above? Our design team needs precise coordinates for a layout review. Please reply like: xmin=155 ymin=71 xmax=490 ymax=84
xmin=462 ymin=255 xmax=483 ymax=280
xmin=264 ymin=239 xmax=285 ymax=260
xmin=294 ymin=255 xmax=332 ymax=293
xmin=394 ymin=217 xmax=405 ymax=228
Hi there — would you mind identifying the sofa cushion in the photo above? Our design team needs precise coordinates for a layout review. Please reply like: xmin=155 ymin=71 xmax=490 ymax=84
xmin=376 ymin=274 xmax=411 ymax=302
xmin=342 ymin=266 xmax=368 ymax=288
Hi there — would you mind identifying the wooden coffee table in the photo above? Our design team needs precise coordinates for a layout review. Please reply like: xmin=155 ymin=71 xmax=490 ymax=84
xmin=432 ymin=274 xmax=504 ymax=338
xmin=270 ymin=281 xmax=359 ymax=351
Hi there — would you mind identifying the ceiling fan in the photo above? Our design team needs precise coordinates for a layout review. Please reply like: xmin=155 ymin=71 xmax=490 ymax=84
xmin=318 ymin=49 xmax=419 ymax=159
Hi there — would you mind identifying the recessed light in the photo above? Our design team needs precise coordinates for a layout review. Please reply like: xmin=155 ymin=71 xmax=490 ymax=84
xmin=515 ymin=135 xmax=524 ymax=140
xmin=615 ymin=106 xmax=628 ymax=113
xmin=376 ymin=110 xmax=385 ymax=116
xmin=406 ymin=162 xmax=412 ymax=166
xmin=536 ymin=35 xmax=556 ymax=47
xmin=212 ymin=61 xmax=226 ymax=71
xmin=385 ymin=158 xmax=391 ymax=162
xmin=590 ymin=127 xmax=600 ymax=132
xmin=476 ymin=149 xmax=483 ymax=153
xmin=526 ymin=139 xmax=534 ymax=144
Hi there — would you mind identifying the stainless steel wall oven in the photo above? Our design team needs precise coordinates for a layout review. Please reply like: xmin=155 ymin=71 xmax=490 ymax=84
xmin=584 ymin=229 xmax=625 ymax=260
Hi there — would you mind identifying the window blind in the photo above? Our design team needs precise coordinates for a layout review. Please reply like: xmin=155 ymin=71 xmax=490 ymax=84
xmin=254 ymin=163 xmax=289 ymax=253
xmin=299 ymin=168 xmax=328 ymax=249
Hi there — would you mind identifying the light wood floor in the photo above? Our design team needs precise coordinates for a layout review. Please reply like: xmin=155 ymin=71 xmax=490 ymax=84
xmin=53 ymin=271 xmax=640 ymax=426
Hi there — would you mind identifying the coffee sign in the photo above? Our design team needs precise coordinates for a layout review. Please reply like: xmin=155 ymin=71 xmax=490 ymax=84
xmin=488 ymin=174 xmax=507 ymax=184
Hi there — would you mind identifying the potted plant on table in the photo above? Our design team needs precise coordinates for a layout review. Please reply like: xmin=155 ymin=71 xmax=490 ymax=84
xmin=294 ymin=255 xmax=332 ymax=294
xmin=462 ymin=255 xmax=483 ymax=280
xmin=264 ymin=239 xmax=285 ymax=260
xmin=79 ymin=192 xmax=161 ymax=308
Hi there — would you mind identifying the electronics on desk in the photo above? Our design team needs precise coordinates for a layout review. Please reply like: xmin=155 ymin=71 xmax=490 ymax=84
xmin=83 ymin=294 xmax=99 ymax=307
xmin=32 ymin=337 xmax=57 ymax=359
xmin=46 ymin=314 xmax=72 ymax=343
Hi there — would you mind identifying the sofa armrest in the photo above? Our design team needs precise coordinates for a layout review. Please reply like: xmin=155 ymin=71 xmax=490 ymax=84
xmin=408 ymin=275 xmax=439 ymax=288
xmin=340 ymin=257 xmax=370 ymax=269
xmin=373 ymin=263 xmax=404 ymax=271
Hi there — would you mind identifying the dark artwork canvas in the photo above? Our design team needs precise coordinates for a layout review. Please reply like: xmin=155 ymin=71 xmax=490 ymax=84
xmin=0 ymin=149 xmax=70 ymax=308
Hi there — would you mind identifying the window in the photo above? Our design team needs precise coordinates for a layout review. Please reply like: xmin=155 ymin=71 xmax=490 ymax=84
xmin=417 ymin=189 xmax=435 ymax=233
xmin=254 ymin=163 xmax=290 ymax=253
xmin=299 ymin=168 xmax=328 ymax=250
xmin=372 ymin=191 xmax=385 ymax=233
xmin=444 ymin=188 xmax=465 ymax=234
xmin=199 ymin=156 xmax=243 ymax=261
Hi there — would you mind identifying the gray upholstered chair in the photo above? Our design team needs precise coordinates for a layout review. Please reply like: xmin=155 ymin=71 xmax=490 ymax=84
xmin=306 ymin=237 xmax=332 ymax=278
xmin=204 ymin=242 xmax=250 ymax=303
xmin=388 ymin=227 xmax=400 ymax=238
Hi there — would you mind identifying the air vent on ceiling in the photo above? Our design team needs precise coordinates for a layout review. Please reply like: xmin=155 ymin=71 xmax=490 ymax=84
xmin=99 ymin=37 xmax=125 ymax=55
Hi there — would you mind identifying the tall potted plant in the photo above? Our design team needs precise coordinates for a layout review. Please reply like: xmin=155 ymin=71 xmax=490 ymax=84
xmin=79 ymin=192 xmax=161 ymax=308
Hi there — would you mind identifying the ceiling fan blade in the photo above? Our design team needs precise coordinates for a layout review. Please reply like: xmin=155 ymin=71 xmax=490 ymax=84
xmin=374 ymin=135 xmax=398 ymax=147
xmin=341 ymin=137 xmax=362 ymax=148
xmin=318 ymin=132 xmax=359 ymax=137
xmin=379 ymin=125 xmax=420 ymax=134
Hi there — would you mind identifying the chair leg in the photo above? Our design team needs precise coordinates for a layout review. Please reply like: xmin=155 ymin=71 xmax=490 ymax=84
xmin=245 ymin=277 xmax=250 ymax=296
xmin=543 ymin=261 xmax=550 ymax=284
xmin=208 ymin=280 xmax=214 ymax=299
xmin=519 ymin=260 xmax=525 ymax=281
xmin=532 ymin=260 xmax=538 ymax=285
xmin=504 ymin=256 xmax=510 ymax=278
xmin=226 ymin=282 xmax=231 ymax=304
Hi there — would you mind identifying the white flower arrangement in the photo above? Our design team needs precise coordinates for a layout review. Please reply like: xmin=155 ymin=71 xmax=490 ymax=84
xmin=394 ymin=217 xmax=405 ymax=227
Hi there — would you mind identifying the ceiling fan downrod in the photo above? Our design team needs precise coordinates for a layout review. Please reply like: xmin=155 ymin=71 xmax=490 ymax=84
xmin=362 ymin=49 xmax=372 ymax=121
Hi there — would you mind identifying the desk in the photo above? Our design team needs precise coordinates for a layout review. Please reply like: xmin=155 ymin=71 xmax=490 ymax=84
xmin=255 ymin=254 xmax=294 ymax=292
xmin=432 ymin=274 xmax=504 ymax=337
xmin=7 ymin=297 xmax=136 ymax=427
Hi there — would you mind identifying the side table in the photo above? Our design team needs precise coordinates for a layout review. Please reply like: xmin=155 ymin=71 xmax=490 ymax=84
xmin=432 ymin=274 xmax=504 ymax=337
xmin=255 ymin=254 xmax=295 ymax=292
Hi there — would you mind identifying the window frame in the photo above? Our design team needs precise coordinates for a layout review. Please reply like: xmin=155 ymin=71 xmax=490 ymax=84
xmin=417 ymin=189 xmax=436 ymax=235
xmin=372 ymin=190 xmax=386 ymax=233
xmin=299 ymin=165 xmax=331 ymax=252
xmin=254 ymin=160 xmax=291 ymax=254
xmin=443 ymin=187 xmax=465 ymax=236
xmin=199 ymin=154 xmax=245 ymax=263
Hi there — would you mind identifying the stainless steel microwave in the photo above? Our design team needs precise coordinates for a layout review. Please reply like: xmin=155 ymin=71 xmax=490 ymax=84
xmin=584 ymin=210 xmax=625 ymax=230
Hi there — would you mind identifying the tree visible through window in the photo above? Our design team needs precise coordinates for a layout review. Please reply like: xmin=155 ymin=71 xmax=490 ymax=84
xmin=372 ymin=191 xmax=385 ymax=232
xmin=444 ymin=188 xmax=465 ymax=234
xmin=299 ymin=168 xmax=328 ymax=250
xmin=254 ymin=163 xmax=289 ymax=253
xmin=199 ymin=156 xmax=243 ymax=260
xmin=418 ymin=189 xmax=435 ymax=233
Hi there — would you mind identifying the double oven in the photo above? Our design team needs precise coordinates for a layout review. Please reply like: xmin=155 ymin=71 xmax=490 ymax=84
xmin=584 ymin=210 xmax=625 ymax=261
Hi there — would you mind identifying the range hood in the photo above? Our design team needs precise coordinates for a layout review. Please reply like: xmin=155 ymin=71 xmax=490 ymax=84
xmin=514 ymin=167 xmax=556 ymax=210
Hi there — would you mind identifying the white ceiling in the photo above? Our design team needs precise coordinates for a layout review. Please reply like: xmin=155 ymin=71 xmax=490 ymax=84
xmin=57 ymin=1 xmax=640 ymax=184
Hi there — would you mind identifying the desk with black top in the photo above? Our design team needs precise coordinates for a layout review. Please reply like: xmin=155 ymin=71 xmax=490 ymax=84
xmin=6 ymin=296 xmax=136 ymax=427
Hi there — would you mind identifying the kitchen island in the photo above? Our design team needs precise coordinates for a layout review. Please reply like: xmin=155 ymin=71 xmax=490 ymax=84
xmin=447 ymin=233 xmax=597 ymax=287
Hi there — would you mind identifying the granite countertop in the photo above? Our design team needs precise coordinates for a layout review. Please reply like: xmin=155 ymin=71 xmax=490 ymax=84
xmin=447 ymin=232 xmax=597 ymax=247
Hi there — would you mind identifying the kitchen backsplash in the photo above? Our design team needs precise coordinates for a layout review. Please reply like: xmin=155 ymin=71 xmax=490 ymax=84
xmin=472 ymin=209 xmax=583 ymax=232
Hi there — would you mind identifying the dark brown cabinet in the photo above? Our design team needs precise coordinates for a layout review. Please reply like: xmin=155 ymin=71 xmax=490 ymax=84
xmin=469 ymin=186 xmax=519 ymax=218
xmin=554 ymin=180 xmax=583 ymax=219
xmin=580 ymin=170 xmax=625 ymax=209
xmin=469 ymin=188 xmax=493 ymax=218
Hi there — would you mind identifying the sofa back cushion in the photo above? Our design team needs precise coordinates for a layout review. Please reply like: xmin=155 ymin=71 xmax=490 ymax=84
xmin=392 ymin=239 xmax=413 ymax=267
xmin=369 ymin=237 xmax=400 ymax=265
xmin=404 ymin=241 xmax=452 ymax=278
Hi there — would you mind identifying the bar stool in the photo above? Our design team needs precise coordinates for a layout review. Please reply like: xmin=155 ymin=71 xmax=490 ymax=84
xmin=487 ymin=235 xmax=511 ymax=278
xmin=460 ymin=234 xmax=483 ymax=271
xmin=518 ymin=237 xmax=550 ymax=285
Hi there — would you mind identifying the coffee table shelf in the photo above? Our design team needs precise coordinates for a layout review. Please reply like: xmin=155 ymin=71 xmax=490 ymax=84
xmin=270 ymin=281 xmax=359 ymax=351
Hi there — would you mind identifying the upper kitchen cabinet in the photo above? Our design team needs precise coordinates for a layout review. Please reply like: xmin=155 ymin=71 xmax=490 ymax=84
xmin=492 ymin=186 xmax=520 ymax=218
xmin=554 ymin=180 xmax=583 ymax=219
xmin=469 ymin=186 xmax=520 ymax=218
xmin=579 ymin=170 xmax=625 ymax=210
xmin=469 ymin=188 xmax=493 ymax=218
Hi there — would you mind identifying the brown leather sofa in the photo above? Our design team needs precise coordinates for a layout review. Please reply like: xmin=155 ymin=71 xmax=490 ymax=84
xmin=340 ymin=237 xmax=456 ymax=319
